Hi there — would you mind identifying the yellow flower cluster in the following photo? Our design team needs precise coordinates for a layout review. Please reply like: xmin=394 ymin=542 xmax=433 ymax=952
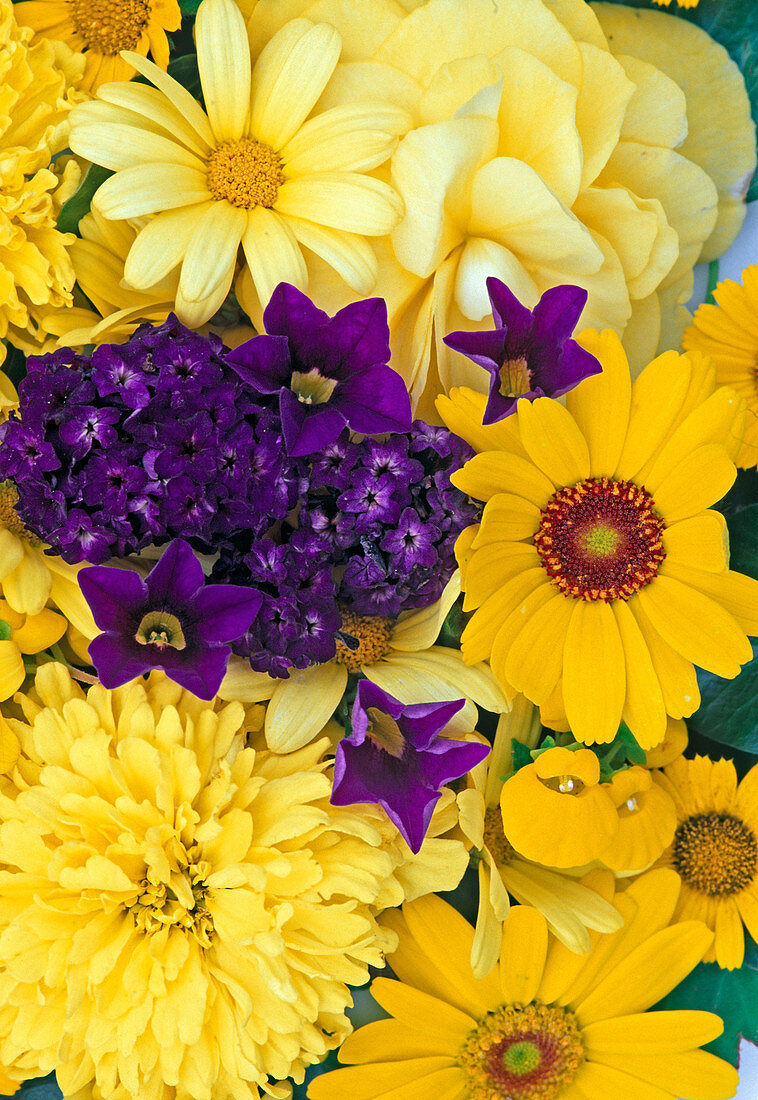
xmin=0 ymin=0 xmax=85 ymax=363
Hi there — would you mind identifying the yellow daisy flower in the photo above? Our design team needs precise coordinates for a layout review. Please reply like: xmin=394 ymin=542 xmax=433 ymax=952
xmin=220 ymin=571 xmax=509 ymax=752
xmin=68 ymin=0 xmax=408 ymax=328
xmin=683 ymin=263 xmax=758 ymax=469
xmin=437 ymin=329 xmax=758 ymax=751
xmin=308 ymin=875 xmax=738 ymax=1100
xmin=0 ymin=663 xmax=470 ymax=1098
xmin=15 ymin=0 xmax=180 ymax=91
xmin=655 ymin=755 xmax=758 ymax=970
xmin=457 ymin=695 xmax=623 ymax=975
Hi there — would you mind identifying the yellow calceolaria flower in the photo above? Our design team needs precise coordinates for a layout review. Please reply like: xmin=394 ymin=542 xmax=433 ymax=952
xmin=15 ymin=0 xmax=181 ymax=92
xmin=0 ymin=0 xmax=85 ymax=363
xmin=457 ymin=697 xmax=624 ymax=976
xmin=241 ymin=0 xmax=754 ymax=410
xmin=0 ymin=664 xmax=470 ymax=1099
xmin=220 ymin=571 xmax=509 ymax=752
xmin=655 ymin=755 xmax=758 ymax=970
xmin=308 ymin=875 xmax=738 ymax=1100
xmin=683 ymin=263 xmax=758 ymax=469
xmin=437 ymin=329 xmax=758 ymax=751
xmin=68 ymin=0 xmax=409 ymax=329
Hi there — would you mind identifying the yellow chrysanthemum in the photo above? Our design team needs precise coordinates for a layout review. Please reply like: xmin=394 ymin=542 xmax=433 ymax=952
xmin=220 ymin=571 xmax=509 ymax=752
xmin=0 ymin=663 xmax=469 ymax=1099
xmin=683 ymin=263 xmax=758 ymax=469
xmin=655 ymin=755 xmax=758 ymax=970
xmin=437 ymin=329 xmax=758 ymax=751
xmin=0 ymin=0 xmax=85 ymax=363
xmin=68 ymin=0 xmax=408 ymax=328
xmin=242 ymin=0 xmax=753 ymax=409
xmin=308 ymin=875 xmax=738 ymax=1100
xmin=16 ymin=0 xmax=180 ymax=91
xmin=457 ymin=696 xmax=623 ymax=975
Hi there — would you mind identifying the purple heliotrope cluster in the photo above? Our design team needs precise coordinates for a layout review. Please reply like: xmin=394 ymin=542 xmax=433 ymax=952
xmin=79 ymin=539 xmax=260 ymax=699
xmin=443 ymin=279 xmax=602 ymax=422
xmin=331 ymin=681 xmax=490 ymax=853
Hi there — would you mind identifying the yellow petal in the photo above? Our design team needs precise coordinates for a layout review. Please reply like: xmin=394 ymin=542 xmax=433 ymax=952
xmin=370 ymin=976 xmax=476 ymax=1043
xmin=452 ymin=451 xmax=555 ymax=507
xmin=12 ymin=608 xmax=66 ymax=654
xmin=651 ymin=445 xmax=735 ymax=525
xmin=462 ymin=543 xmax=541 ymax=613
xmin=178 ymin=201 xmax=247 ymax=302
xmin=589 ymin=1049 xmax=739 ymax=1100
xmin=612 ymin=600 xmax=666 ymax=752
xmin=390 ymin=572 xmax=460 ymax=653
xmin=631 ymin=599 xmax=700 ymax=720
xmin=382 ymin=647 xmax=510 ymax=713
xmin=454 ymin=237 xmax=539 ymax=322
xmin=562 ymin=600 xmax=625 ymax=745
xmin=644 ymin=387 xmax=746 ymax=491
xmin=498 ymin=905 xmax=548 ymax=1007
xmin=286 ymin=215 xmax=377 ymax=294
xmin=195 ymin=0 xmax=251 ymax=142
xmin=337 ymin=1019 xmax=453 ymax=1063
xmin=124 ymin=202 xmax=215 ymax=290
xmin=0 ymin=529 xmax=24 ymax=586
xmin=69 ymin=123 xmax=204 ymax=172
xmin=1 ymin=543 xmax=52 ymax=616
xmin=567 ymin=1060 xmax=684 ymax=1100
xmin=504 ymin=591 xmax=573 ymax=705
xmin=516 ymin=397 xmax=590 ymax=487
xmin=96 ymin=81 xmax=212 ymax=155
xmin=120 ymin=50 xmax=215 ymax=147
xmin=566 ymin=328 xmax=631 ymax=478
xmin=574 ymin=41 xmax=634 ymax=190
xmin=242 ymin=206 xmax=308 ymax=307
xmin=307 ymin=1059 xmax=457 ymax=1100
xmin=474 ymin=494 xmax=541 ymax=546
xmin=264 ymin=661 xmax=347 ymax=751
xmin=94 ymin=165 xmax=211 ymax=219
xmin=217 ymin=657 xmax=277 ymax=702
xmin=665 ymin=564 xmax=758 ymax=637
xmin=0 ymin=641 xmax=25 ymax=701
xmin=614 ymin=351 xmax=691 ymax=482
xmin=282 ymin=102 xmax=410 ymax=175
xmin=663 ymin=512 xmax=728 ymax=573
xmin=472 ymin=862 xmax=505 ymax=979
xmin=277 ymin=172 xmax=403 ymax=235
xmin=582 ymin=1010 xmax=723 ymax=1054
xmin=436 ymin=387 xmax=528 ymax=457
xmin=461 ymin=569 xmax=545 ymax=665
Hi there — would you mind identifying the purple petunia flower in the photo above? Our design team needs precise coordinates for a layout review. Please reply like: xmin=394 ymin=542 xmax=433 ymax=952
xmin=79 ymin=539 xmax=261 ymax=700
xmin=443 ymin=279 xmax=602 ymax=423
xmin=226 ymin=283 xmax=412 ymax=456
xmin=331 ymin=681 xmax=490 ymax=853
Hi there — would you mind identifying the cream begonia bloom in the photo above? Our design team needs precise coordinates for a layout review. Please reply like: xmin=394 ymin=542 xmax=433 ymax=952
xmin=68 ymin=0 xmax=409 ymax=328
xmin=457 ymin=695 xmax=623 ymax=976
xmin=220 ymin=571 xmax=510 ymax=752
xmin=239 ymin=0 xmax=753 ymax=411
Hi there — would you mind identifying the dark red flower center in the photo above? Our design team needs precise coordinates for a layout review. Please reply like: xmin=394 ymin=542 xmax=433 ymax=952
xmin=533 ymin=476 xmax=665 ymax=601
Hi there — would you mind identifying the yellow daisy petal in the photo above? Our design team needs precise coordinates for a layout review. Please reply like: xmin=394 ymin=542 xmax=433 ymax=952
xmin=516 ymin=397 xmax=591 ymax=487
xmin=241 ymin=206 xmax=308 ymax=307
xmin=178 ymin=201 xmax=247 ymax=303
xmin=562 ymin=600 xmax=625 ymax=745
xmin=196 ymin=0 xmax=251 ymax=142
xmin=124 ymin=202 xmax=216 ymax=290
xmin=277 ymin=172 xmax=404 ymax=235
xmin=566 ymin=328 xmax=631 ymax=478
xmin=651 ymin=444 xmax=735 ymax=524
xmin=0 ymin=641 xmax=25 ymax=701
xmin=662 ymin=512 xmax=728 ymax=573
xmin=93 ymin=165 xmax=211 ymax=220
xmin=582 ymin=1010 xmax=723 ymax=1054
xmin=452 ymin=451 xmax=555 ymax=506
xmin=498 ymin=905 xmax=548 ymax=1007
xmin=612 ymin=600 xmax=666 ymax=751
xmin=264 ymin=661 xmax=347 ymax=752
xmin=285 ymin=215 xmax=377 ymax=294
xmin=503 ymin=591 xmax=573 ymax=705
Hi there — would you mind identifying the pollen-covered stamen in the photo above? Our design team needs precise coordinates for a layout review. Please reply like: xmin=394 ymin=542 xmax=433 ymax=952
xmin=534 ymin=476 xmax=666 ymax=602
xmin=70 ymin=0 xmax=151 ymax=53
xmin=673 ymin=813 xmax=758 ymax=896
xmin=135 ymin=610 xmax=186 ymax=650
xmin=334 ymin=607 xmax=394 ymax=671
xmin=0 ymin=480 xmax=43 ymax=547
xmin=499 ymin=356 xmax=532 ymax=398
xmin=291 ymin=368 xmax=338 ymax=406
xmin=207 ymin=139 xmax=284 ymax=209
xmin=483 ymin=806 xmax=516 ymax=867
xmin=459 ymin=1002 xmax=584 ymax=1100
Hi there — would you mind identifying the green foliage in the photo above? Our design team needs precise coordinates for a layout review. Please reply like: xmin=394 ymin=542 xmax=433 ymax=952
xmin=654 ymin=960 xmax=758 ymax=1066
xmin=693 ymin=642 xmax=758 ymax=754
xmin=1 ymin=340 xmax=26 ymax=389
xmin=0 ymin=621 xmax=11 ymax=642
xmin=510 ymin=724 xmax=646 ymax=779
xmin=726 ymin=503 xmax=758 ymax=578
xmin=167 ymin=53 xmax=202 ymax=100
xmin=56 ymin=164 xmax=112 ymax=235
xmin=437 ymin=596 xmax=468 ymax=650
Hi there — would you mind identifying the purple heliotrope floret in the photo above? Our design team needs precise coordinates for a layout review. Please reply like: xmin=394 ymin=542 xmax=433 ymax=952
xmin=79 ymin=539 xmax=261 ymax=700
xmin=330 ymin=681 xmax=490 ymax=853
xmin=226 ymin=282 xmax=412 ymax=456
xmin=443 ymin=278 xmax=602 ymax=423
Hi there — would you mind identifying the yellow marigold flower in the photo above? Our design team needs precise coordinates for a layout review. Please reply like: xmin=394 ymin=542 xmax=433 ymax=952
xmin=0 ymin=0 xmax=84 ymax=362
xmin=655 ymin=755 xmax=758 ymax=970
xmin=437 ymin=328 xmax=758 ymax=751
xmin=68 ymin=0 xmax=408 ymax=328
xmin=308 ymin=875 xmax=738 ymax=1100
xmin=683 ymin=263 xmax=758 ymax=469
xmin=457 ymin=696 xmax=623 ymax=975
xmin=16 ymin=0 xmax=180 ymax=92
xmin=0 ymin=663 xmax=471 ymax=1099
xmin=220 ymin=571 xmax=509 ymax=752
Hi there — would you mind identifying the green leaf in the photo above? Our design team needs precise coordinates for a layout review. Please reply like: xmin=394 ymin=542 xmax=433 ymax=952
xmin=511 ymin=740 xmax=533 ymax=773
xmin=56 ymin=164 xmax=112 ymax=235
xmin=654 ymin=960 xmax=758 ymax=1066
xmin=178 ymin=0 xmax=202 ymax=13
xmin=717 ymin=468 xmax=758 ymax=517
xmin=0 ymin=621 xmax=12 ymax=642
xmin=167 ymin=53 xmax=202 ymax=100
xmin=692 ymin=641 xmax=758 ymax=753
xmin=727 ymin=504 xmax=758 ymax=578
xmin=1 ymin=340 xmax=26 ymax=388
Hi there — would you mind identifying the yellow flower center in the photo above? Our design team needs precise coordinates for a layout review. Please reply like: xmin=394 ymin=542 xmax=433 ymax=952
xmin=206 ymin=139 xmax=284 ymax=209
xmin=135 ymin=610 xmax=186 ymax=650
xmin=499 ymin=356 xmax=532 ymax=399
xmin=0 ymin=480 xmax=43 ymax=547
xmin=459 ymin=1003 xmax=584 ymax=1100
xmin=483 ymin=807 xmax=516 ymax=866
xmin=334 ymin=608 xmax=394 ymax=672
xmin=129 ymin=857 xmax=214 ymax=947
xmin=70 ymin=0 xmax=151 ymax=54
xmin=534 ymin=476 xmax=666 ymax=602
xmin=673 ymin=813 xmax=758 ymax=897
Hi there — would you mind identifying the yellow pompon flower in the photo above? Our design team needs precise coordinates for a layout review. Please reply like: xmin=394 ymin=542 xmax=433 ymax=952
xmin=457 ymin=696 xmax=623 ymax=975
xmin=219 ymin=571 xmax=510 ymax=752
xmin=68 ymin=0 xmax=409 ymax=328
xmin=15 ymin=0 xmax=180 ymax=91
xmin=683 ymin=263 xmax=758 ymax=469
xmin=0 ymin=663 xmax=463 ymax=1099
xmin=308 ymin=874 xmax=738 ymax=1100
xmin=655 ymin=755 xmax=758 ymax=970
xmin=437 ymin=328 xmax=758 ymax=751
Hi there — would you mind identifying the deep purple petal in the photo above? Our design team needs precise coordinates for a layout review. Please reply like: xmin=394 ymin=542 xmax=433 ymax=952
xmin=486 ymin=276 xmax=534 ymax=333
xmin=322 ymin=297 xmax=391 ymax=374
xmin=420 ymin=738 xmax=491 ymax=788
xmin=397 ymin=698 xmax=467 ymax=750
xmin=535 ymin=342 xmax=603 ymax=396
xmin=531 ymin=284 xmax=588 ymax=346
xmin=191 ymin=584 xmax=261 ymax=643
xmin=88 ymin=632 xmax=152 ymax=687
xmin=351 ymin=680 xmax=406 ymax=743
xmin=225 ymin=334 xmax=291 ymax=393
xmin=336 ymin=366 xmax=413 ymax=435
xmin=262 ymin=282 xmax=330 ymax=341
xmin=144 ymin=539 xmax=205 ymax=607
xmin=443 ymin=327 xmax=507 ymax=371
xmin=279 ymin=388 xmax=347 ymax=456
xmin=156 ymin=643 xmax=230 ymax=699
xmin=78 ymin=566 xmax=147 ymax=632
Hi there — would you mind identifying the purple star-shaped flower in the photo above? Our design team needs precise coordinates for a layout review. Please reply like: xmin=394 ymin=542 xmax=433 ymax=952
xmin=226 ymin=283 xmax=412 ymax=456
xmin=331 ymin=681 xmax=490 ymax=853
xmin=79 ymin=539 xmax=261 ymax=699
xmin=443 ymin=279 xmax=602 ymax=423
